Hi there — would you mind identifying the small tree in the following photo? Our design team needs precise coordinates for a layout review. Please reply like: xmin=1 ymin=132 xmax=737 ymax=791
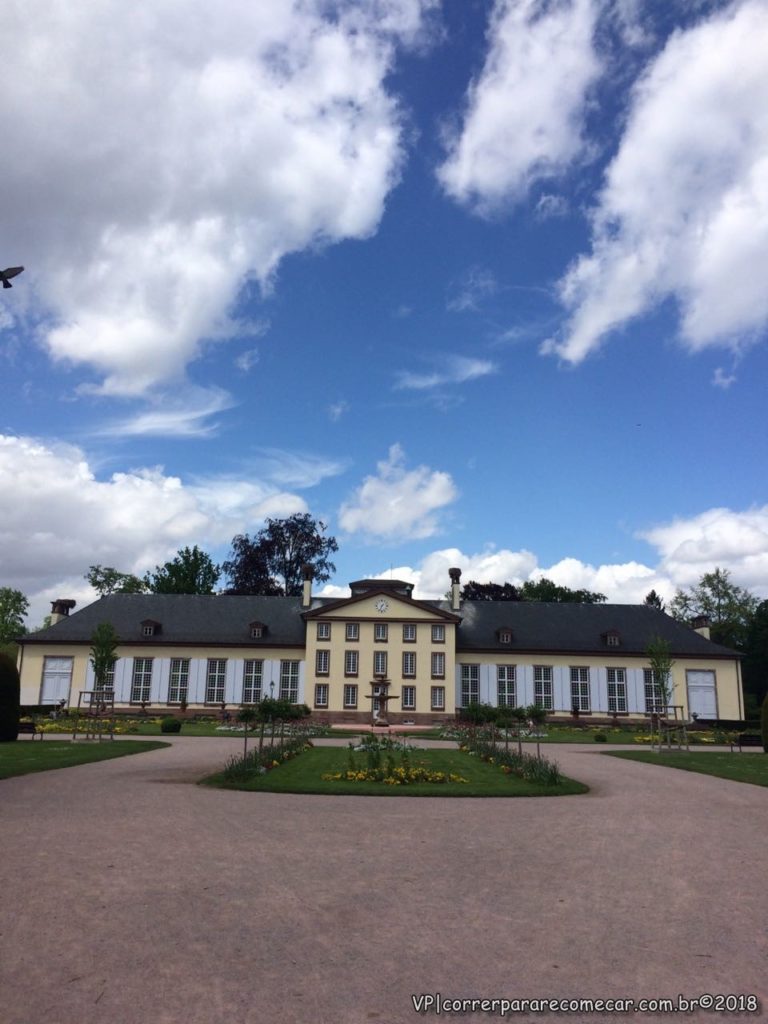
xmin=90 ymin=623 xmax=119 ymax=695
xmin=0 ymin=651 xmax=21 ymax=742
xmin=646 ymin=636 xmax=675 ymax=712
xmin=237 ymin=705 xmax=260 ymax=760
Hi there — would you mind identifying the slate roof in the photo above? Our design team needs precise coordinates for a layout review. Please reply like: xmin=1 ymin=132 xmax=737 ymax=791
xmin=24 ymin=594 xmax=306 ymax=647
xmin=22 ymin=593 xmax=739 ymax=659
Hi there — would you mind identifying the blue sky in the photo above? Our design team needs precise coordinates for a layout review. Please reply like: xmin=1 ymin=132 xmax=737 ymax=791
xmin=1 ymin=0 xmax=767 ymax=625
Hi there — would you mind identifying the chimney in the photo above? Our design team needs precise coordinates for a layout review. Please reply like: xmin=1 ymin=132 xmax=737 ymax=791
xmin=50 ymin=599 xmax=76 ymax=625
xmin=301 ymin=564 xmax=314 ymax=609
xmin=449 ymin=567 xmax=462 ymax=611
xmin=692 ymin=615 xmax=711 ymax=640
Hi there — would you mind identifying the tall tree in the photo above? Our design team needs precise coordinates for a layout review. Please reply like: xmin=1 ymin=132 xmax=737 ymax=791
xmin=519 ymin=578 xmax=606 ymax=603
xmin=644 ymin=589 xmax=665 ymax=611
xmin=460 ymin=581 xmax=520 ymax=601
xmin=223 ymin=514 xmax=338 ymax=596
xmin=670 ymin=568 xmax=758 ymax=650
xmin=144 ymin=546 xmax=221 ymax=595
xmin=0 ymin=588 xmax=28 ymax=645
xmin=85 ymin=565 xmax=147 ymax=596
xmin=742 ymin=600 xmax=768 ymax=715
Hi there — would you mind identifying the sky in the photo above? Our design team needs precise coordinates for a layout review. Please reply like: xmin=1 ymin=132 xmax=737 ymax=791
xmin=1 ymin=0 xmax=767 ymax=628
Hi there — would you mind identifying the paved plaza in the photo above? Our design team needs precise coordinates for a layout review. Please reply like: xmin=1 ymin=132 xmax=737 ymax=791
xmin=2 ymin=737 xmax=766 ymax=1023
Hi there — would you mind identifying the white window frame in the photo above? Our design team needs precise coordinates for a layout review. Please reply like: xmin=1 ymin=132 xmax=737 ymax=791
xmin=402 ymin=651 xmax=416 ymax=678
xmin=315 ymin=649 xmax=330 ymax=676
xmin=168 ymin=658 xmax=190 ymax=704
xmin=374 ymin=623 xmax=388 ymax=642
xmin=373 ymin=651 xmax=388 ymax=677
xmin=402 ymin=623 xmax=417 ymax=642
xmin=41 ymin=656 xmax=73 ymax=704
xmin=314 ymin=683 xmax=329 ymax=708
xmin=497 ymin=665 xmax=516 ymax=707
xmin=643 ymin=668 xmax=665 ymax=714
xmin=499 ymin=631 xmax=512 ymax=644
xmin=142 ymin=624 xmax=155 ymax=638
xmin=533 ymin=665 xmax=553 ymax=710
xmin=345 ymin=649 xmax=359 ymax=677
xmin=317 ymin=621 xmax=331 ymax=640
xmin=402 ymin=685 xmax=416 ymax=710
xmin=431 ymin=624 xmax=445 ymax=643
xmin=431 ymin=686 xmax=445 ymax=711
xmin=130 ymin=657 xmax=154 ymax=704
xmin=607 ymin=668 xmax=627 ymax=713
xmin=570 ymin=667 xmax=591 ymax=712
xmin=343 ymin=684 xmax=358 ymax=709
xmin=460 ymin=664 xmax=479 ymax=707
xmin=431 ymin=652 xmax=445 ymax=679
xmin=250 ymin=625 xmax=263 ymax=640
xmin=243 ymin=659 xmax=263 ymax=704
xmin=205 ymin=658 xmax=227 ymax=704
xmin=280 ymin=660 xmax=300 ymax=703
xmin=345 ymin=622 xmax=359 ymax=641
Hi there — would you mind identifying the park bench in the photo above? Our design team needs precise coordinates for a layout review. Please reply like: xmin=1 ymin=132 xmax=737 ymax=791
xmin=737 ymin=733 xmax=762 ymax=749
xmin=18 ymin=720 xmax=43 ymax=739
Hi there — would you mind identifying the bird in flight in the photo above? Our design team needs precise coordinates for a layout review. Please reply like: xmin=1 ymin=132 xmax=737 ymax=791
xmin=1 ymin=266 xmax=24 ymax=289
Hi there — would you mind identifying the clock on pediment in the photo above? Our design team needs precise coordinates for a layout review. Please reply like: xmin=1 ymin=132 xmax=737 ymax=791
xmin=375 ymin=598 xmax=389 ymax=613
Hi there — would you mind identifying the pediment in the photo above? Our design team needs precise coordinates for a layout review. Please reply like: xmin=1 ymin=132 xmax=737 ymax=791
xmin=304 ymin=589 xmax=460 ymax=622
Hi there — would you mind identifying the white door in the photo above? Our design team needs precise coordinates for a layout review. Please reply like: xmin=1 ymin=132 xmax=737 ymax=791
xmin=687 ymin=670 xmax=717 ymax=720
xmin=40 ymin=657 xmax=73 ymax=704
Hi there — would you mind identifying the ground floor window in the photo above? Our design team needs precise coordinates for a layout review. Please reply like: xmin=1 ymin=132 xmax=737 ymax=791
xmin=314 ymin=683 xmax=329 ymax=708
xmin=343 ymin=684 xmax=358 ymax=709
xmin=431 ymin=686 xmax=445 ymax=711
xmin=460 ymin=664 xmax=479 ymax=706
xmin=243 ymin=660 xmax=263 ymax=704
xmin=534 ymin=666 xmax=553 ymax=710
xmin=280 ymin=661 xmax=300 ymax=703
xmin=643 ymin=669 xmax=665 ymax=713
xmin=570 ymin=667 xmax=591 ymax=712
xmin=402 ymin=685 xmax=416 ymax=710
xmin=607 ymin=668 xmax=627 ymax=713
xmin=206 ymin=659 xmax=226 ymax=704
xmin=497 ymin=665 xmax=516 ymax=706
xmin=168 ymin=658 xmax=189 ymax=704
xmin=131 ymin=658 xmax=153 ymax=704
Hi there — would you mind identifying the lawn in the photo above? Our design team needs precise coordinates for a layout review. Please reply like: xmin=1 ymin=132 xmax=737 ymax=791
xmin=202 ymin=746 xmax=588 ymax=797
xmin=0 ymin=740 xmax=169 ymax=780
xmin=606 ymin=750 xmax=768 ymax=788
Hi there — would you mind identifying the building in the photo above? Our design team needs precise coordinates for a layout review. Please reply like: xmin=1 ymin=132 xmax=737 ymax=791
xmin=17 ymin=569 xmax=744 ymax=724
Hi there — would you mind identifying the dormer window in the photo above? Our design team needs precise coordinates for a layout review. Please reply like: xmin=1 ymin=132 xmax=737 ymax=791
xmin=141 ymin=619 xmax=161 ymax=638
xmin=142 ymin=625 xmax=154 ymax=637
xmin=604 ymin=631 xmax=621 ymax=648
xmin=497 ymin=628 xmax=513 ymax=644
xmin=249 ymin=621 xmax=266 ymax=640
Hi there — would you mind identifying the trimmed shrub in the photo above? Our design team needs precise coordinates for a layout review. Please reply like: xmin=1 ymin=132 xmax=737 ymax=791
xmin=0 ymin=651 xmax=21 ymax=742
xmin=593 ymin=731 xmax=608 ymax=743
xmin=160 ymin=716 xmax=182 ymax=734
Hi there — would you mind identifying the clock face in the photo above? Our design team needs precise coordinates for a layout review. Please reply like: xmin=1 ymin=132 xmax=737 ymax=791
xmin=375 ymin=599 xmax=389 ymax=613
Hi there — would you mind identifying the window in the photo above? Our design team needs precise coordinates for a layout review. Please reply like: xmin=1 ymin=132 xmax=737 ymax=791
xmin=345 ymin=622 xmax=359 ymax=641
xmin=345 ymin=649 xmax=359 ymax=676
xmin=250 ymin=625 xmax=263 ymax=640
xmin=499 ymin=630 xmax=512 ymax=644
xmin=168 ymin=658 xmax=189 ymax=704
xmin=280 ymin=661 xmax=300 ymax=703
xmin=402 ymin=651 xmax=416 ymax=677
xmin=314 ymin=683 xmax=329 ymax=708
xmin=315 ymin=649 xmax=330 ymax=676
xmin=460 ymin=664 xmax=479 ymax=707
xmin=607 ymin=668 xmax=627 ymax=713
xmin=431 ymin=686 xmax=445 ymax=711
xmin=243 ymin=660 xmax=263 ymax=703
xmin=497 ymin=665 xmax=516 ymax=706
xmin=206 ymin=659 xmax=227 ymax=704
xmin=374 ymin=623 xmax=388 ymax=642
xmin=343 ymin=684 xmax=358 ymax=709
xmin=534 ymin=666 xmax=553 ymax=710
xmin=142 ymin=624 xmax=155 ymax=637
xmin=373 ymin=651 xmax=388 ymax=677
xmin=431 ymin=652 xmax=445 ymax=679
xmin=402 ymin=685 xmax=416 ymax=710
xmin=570 ymin=667 xmax=591 ymax=712
xmin=431 ymin=624 xmax=445 ymax=643
xmin=402 ymin=624 xmax=417 ymax=642
xmin=94 ymin=662 xmax=115 ymax=695
xmin=317 ymin=621 xmax=331 ymax=640
xmin=41 ymin=656 xmax=73 ymax=705
xmin=131 ymin=658 xmax=154 ymax=703
xmin=644 ymin=669 xmax=665 ymax=714
xmin=605 ymin=632 xmax=620 ymax=647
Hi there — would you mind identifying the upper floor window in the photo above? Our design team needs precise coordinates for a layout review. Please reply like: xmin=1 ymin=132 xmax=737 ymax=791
xmin=402 ymin=651 xmax=416 ymax=677
xmin=345 ymin=649 xmax=359 ymax=676
xmin=402 ymin=624 xmax=417 ymax=642
xmin=431 ymin=624 xmax=445 ymax=643
xmin=374 ymin=623 xmax=388 ymax=642
xmin=315 ymin=649 xmax=330 ymax=676
xmin=317 ymin=622 xmax=331 ymax=641
xmin=345 ymin=622 xmax=359 ymax=642
xmin=431 ymin=652 xmax=445 ymax=679
xmin=374 ymin=651 xmax=388 ymax=677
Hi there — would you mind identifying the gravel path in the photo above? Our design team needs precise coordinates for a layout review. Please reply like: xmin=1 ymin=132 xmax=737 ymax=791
xmin=2 ymin=737 xmax=766 ymax=1023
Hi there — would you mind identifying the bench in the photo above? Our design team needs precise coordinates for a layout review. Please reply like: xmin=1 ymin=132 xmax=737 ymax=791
xmin=18 ymin=720 xmax=43 ymax=740
xmin=737 ymin=734 xmax=763 ymax=749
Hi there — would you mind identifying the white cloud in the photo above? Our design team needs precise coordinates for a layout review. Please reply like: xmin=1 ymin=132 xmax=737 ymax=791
xmin=437 ymin=0 xmax=600 ymax=212
xmin=395 ymin=356 xmax=497 ymax=391
xmin=548 ymin=0 xmax=768 ymax=363
xmin=446 ymin=266 xmax=497 ymax=312
xmin=0 ymin=434 xmax=320 ymax=623
xmin=235 ymin=349 xmax=260 ymax=374
xmin=0 ymin=1 xmax=436 ymax=396
xmin=328 ymin=400 xmax=350 ymax=422
xmin=338 ymin=444 xmax=458 ymax=539
xmin=712 ymin=367 xmax=736 ymax=390
xmin=95 ymin=386 xmax=235 ymax=438
xmin=535 ymin=193 xmax=569 ymax=220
